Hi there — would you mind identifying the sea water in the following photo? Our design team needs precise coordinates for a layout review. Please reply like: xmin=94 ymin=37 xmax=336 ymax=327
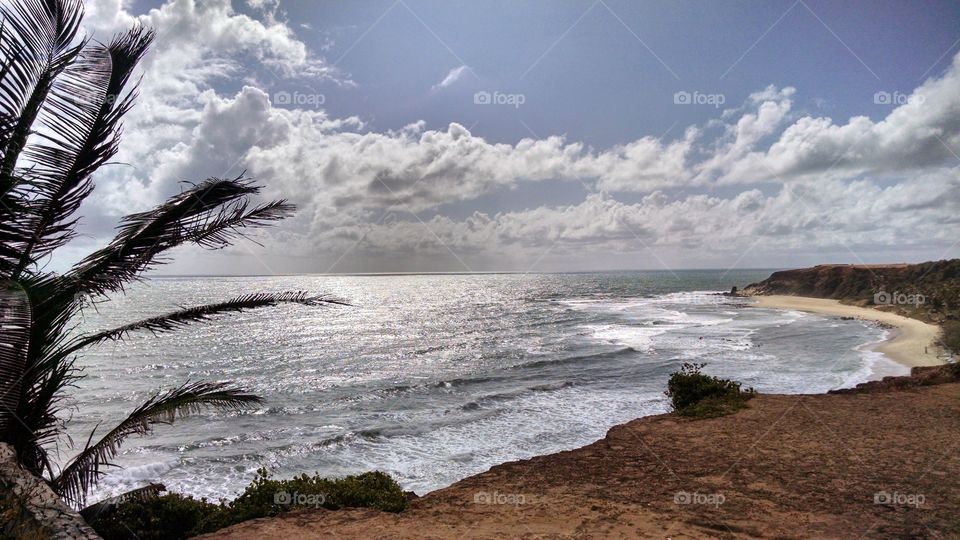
xmin=63 ymin=270 xmax=906 ymax=502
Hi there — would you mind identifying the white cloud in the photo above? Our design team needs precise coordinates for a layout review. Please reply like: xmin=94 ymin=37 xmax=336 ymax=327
xmin=246 ymin=0 xmax=279 ymax=11
xmin=83 ymin=0 xmax=350 ymax=215
xmin=297 ymin=170 xmax=958 ymax=268
xmin=232 ymin=56 xmax=959 ymax=222
xmin=431 ymin=65 xmax=470 ymax=91
xmin=720 ymin=55 xmax=960 ymax=184
xmin=73 ymin=1 xmax=960 ymax=270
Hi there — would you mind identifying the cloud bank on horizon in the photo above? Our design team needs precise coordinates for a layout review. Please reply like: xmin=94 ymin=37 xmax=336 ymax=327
xmin=68 ymin=0 xmax=960 ymax=274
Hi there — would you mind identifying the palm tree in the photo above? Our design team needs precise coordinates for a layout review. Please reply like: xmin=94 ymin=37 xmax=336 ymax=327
xmin=0 ymin=0 xmax=338 ymax=508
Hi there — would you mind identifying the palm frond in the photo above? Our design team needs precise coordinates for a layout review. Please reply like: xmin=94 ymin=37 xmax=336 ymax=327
xmin=0 ymin=170 xmax=31 ymax=276
xmin=0 ymin=277 xmax=77 ymax=479
xmin=14 ymin=26 xmax=154 ymax=274
xmin=62 ymin=292 xmax=346 ymax=355
xmin=0 ymin=1 xmax=327 ymax=512
xmin=53 ymin=381 xmax=263 ymax=506
xmin=0 ymin=280 xmax=31 ymax=441
xmin=0 ymin=0 xmax=85 ymax=276
xmin=65 ymin=177 xmax=295 ymax=298
xmin=79 ymin=482 xmax=166 ymax=520
xmin=0 ymin=0 xmax=84 ymax=178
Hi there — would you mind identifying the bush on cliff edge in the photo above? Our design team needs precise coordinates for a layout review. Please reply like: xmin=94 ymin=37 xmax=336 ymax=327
xmin=86 ymin=469 xmax=407 ymax=540
xmin=941 ymin=320 xmax=960 ymax=356
xmin=666 ymin=363 xmax=755 ymax=419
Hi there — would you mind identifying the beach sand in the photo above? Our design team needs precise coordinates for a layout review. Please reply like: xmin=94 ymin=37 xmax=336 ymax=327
xmin=750 ymin=295 xmax=943 ymax=367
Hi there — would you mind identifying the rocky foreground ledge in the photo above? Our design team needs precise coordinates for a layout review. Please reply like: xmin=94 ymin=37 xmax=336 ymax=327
xmin=201 ymin=366 xmax=960 ymax=539
xmin=0 ymin=443 xmax=99 ymax=539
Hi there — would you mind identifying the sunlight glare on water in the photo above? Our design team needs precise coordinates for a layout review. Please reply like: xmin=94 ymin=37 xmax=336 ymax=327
xmin=65 ymin=270 xmax=906 ymax=502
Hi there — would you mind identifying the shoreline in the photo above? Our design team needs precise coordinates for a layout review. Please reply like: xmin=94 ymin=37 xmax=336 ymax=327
xmin=749 ymin=294 xmax=944 ymax=368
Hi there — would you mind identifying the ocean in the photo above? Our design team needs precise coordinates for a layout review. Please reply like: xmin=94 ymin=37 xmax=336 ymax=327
xmin=65 ymin=270 xmax=907 ymax=502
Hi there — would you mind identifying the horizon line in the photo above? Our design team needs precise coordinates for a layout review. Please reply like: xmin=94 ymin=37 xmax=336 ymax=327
xmin=147 ymin=267 xmax=788 ymax=278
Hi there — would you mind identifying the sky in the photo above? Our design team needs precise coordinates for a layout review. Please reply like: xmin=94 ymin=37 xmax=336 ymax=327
xmin=54 ymin=0 xmax=960 ymax=274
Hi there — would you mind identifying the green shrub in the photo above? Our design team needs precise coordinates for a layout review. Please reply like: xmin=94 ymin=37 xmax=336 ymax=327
xmin=665 ymin=363 xmax=755 ymax=419
xmin=229 ymin=468 xmax=407 ymax=523
xmin=942 ymin=320 xmax=960 ymax=354
xmin=84 ymin=494 xmax=225 ymax=540
xmin=87 ymin=469 xmax=407 ymax=540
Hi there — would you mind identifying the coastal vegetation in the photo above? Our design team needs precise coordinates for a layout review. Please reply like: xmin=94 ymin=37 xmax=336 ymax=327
xmin=0 ymin=0 xmax=341 ymax=525
xmin=85 ymin=468 xmax=407 ymax=539
xmin=665 ymin=363 xmax=755 ymax=418
xmin=943 ymin=320 xmax=960 ymax=354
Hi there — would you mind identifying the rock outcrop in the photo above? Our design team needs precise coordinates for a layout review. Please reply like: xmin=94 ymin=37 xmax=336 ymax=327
xmin=1 ymin=443 xmax=100 ymax=539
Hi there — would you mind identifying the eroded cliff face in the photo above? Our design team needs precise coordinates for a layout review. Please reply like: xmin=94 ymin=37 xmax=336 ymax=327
xmin=741 ymin=261 xmax=960 ymax=320
xmin=742 ymin=264 xmax=909 ymax=298
xmin=1 ymin=443 xmax=100 ymax=539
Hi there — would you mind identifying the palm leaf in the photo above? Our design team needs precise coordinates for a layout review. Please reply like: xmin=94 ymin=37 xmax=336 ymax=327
xmin=0 ymin=1 xmax=332 ymax=511
xmin=0 ymin=0 xmax=84 ymax=178
xmin=14 ymin=26 xmax=154 ymax=274
xmin=0 ymin=0 xmax=85 ymax=276
xmin=66 ymin=177 xmax=294 ymax=298
xmin=0 ymin=280 xmax=31 ymax=441
xmin=7 ymin=273 xmax=82 ymax=479
xmin=53 ymin=381 xmax=263 ymax=506
xmin=0 ymin=169 xmax=30 ymax=276
xmin=62 ymin=292 xmax=346 ymax=355
xmin=78 ymin=482 xmax=166 ymax=520
xmin=0 ymin=276 xmax=78 ymax=479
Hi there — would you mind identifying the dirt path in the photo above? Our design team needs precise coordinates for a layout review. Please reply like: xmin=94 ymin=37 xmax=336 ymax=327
xmin=199 ymin=380 xmax=960 ymax=539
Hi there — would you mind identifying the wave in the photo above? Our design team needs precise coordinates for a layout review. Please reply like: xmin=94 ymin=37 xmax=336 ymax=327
xmin=459 ymin=381 xmax=576 ymax=411
xmin=314 ymin=409 xmax=509 ymax=448
xmin=94 ymin=460 xmax=176 ymax=496
xmin=847 ymin=329 xmax=910 ymax=385
xmin=436 ymin=375 xmax=500 ymax=388
xmin=507 ymin=347 xmax=637 ymax=371
xmin=584 ymin=323 xmax=671 ymax=351
xmin=297 ymin=381 xmax=583 ymax=449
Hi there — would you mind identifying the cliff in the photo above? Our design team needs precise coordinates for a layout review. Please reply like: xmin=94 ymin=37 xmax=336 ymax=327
xmin=199 ymin=368 xmax=960 ymax=539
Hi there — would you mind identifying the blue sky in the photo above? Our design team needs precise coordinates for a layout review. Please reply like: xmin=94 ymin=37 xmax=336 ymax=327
xmin=223 ymin=0 xmax=960 ymax=148
xmin=70 ymin=0 xmax=960 ymax=273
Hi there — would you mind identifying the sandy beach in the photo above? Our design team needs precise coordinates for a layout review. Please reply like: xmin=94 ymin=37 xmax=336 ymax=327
xmin=750 ymin=295 xmax=944 ymax=367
